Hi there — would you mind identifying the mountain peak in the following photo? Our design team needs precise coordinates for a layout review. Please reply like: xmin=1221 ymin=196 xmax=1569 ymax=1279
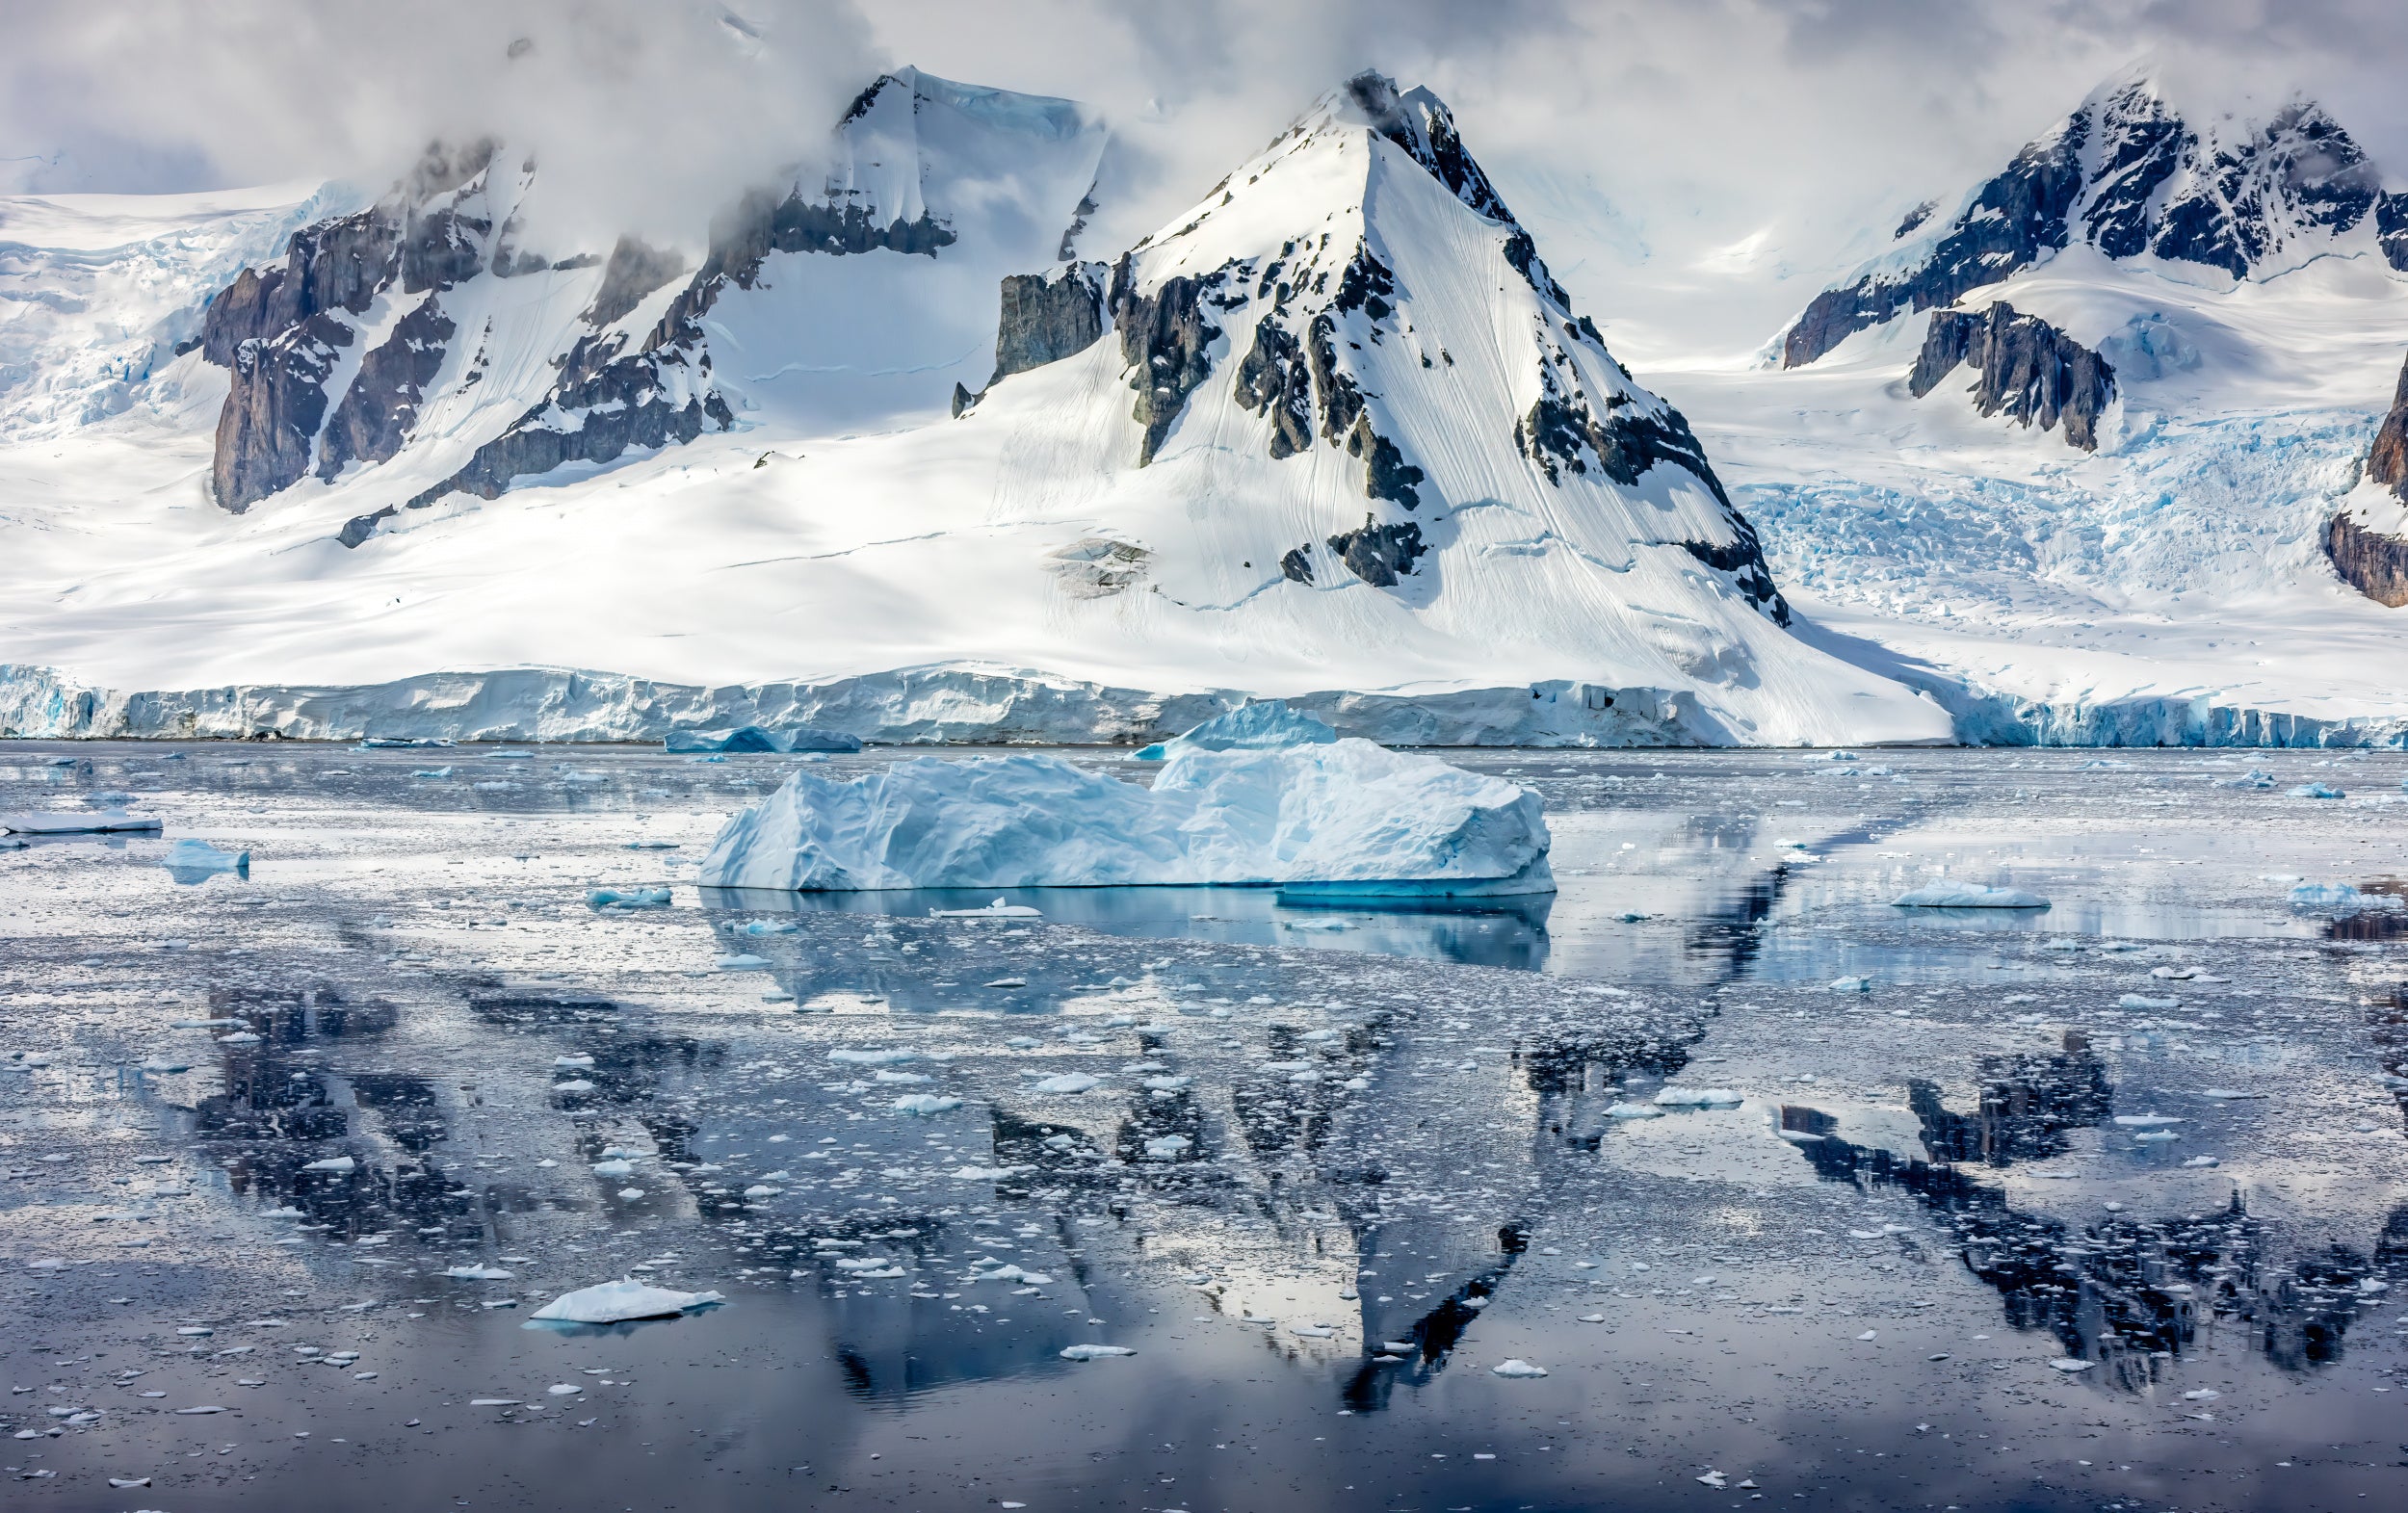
xmin=1782 ymin=65 xmax=2408 ymax=367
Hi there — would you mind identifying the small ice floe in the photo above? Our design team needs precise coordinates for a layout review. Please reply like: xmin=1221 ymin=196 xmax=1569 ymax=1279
xmin=2112 ymin=1114 xmax=2183 ymax=1128
xmin=665 ymin=725 xmax=861 ymax=755
xmin=300 ymin=1156 xmax=355 ymax=1174
xmin=2288 ymin=782 xmax=2344 ymax=799
xmin=587 ymin=887 xmax=671 ymax=909
xmin=735 ymin=918 xmax=798 ymax=933
xmin=445 ymin=1265 xmax=515 ymax=1280
xmin=2183 ymin=1156 xmax=2221 ymax=1167
xmin=715 ymin=953 xmax=771 ymax=971
xmin=829 ymin=1049 xmax=916 ymax=1065
xmin=930 ymin=899 xmax=1044 ymax=918
xmin=1129 ymin=701 xmax=1336 ymax=762
xmin=2289 ymin=881 xmax=2392 ymax=914
xmin=1606 ymin=1102 xmax=1664 ymax=1119
xmin=0 ymin=810 xmax=162 ymax=834
xmin=2048 ymin=1358 xmax=2095 ymax=1372
xmin=160 ymin=838 xmax=249 ymax=876
xmin=1060 ymin=1343 xmax=1136 ymax=1360
xmin=2119 ymin=994 xmax=2180 ymax=1010
xmin=556 ymin=1055 xmax=595 ymax=1069
xmin=412 ymin=767 xmax=454 ymax=779
xmin=984 ymin=977 xmax=1029 ymax=988
xmin=2198 ymin=1088 xmax=2264 ymax=1101
xmin=1143 ymin=1135 xmax=1191 ymax=1160
xmin=553 ymin=1079 xmax=596 ymax=1093
xmin=1697 ymin=1471 xmax=1729 ymax=1488
xmin=1491 ymin=1359 xmax=1549 ymax=1377
xmin=1892 ymin=882 xmax=2049 ymax=909
xmin=1828 ymin=976 xmax=1871 ymax=993
xmin=891 ymin=1094 xmax=961 ymax=1115
xmin=626 ymin=839 xmax=679 ymax=850
xmin=1653 ymin=1087 xmax=1743 ymax=1108
xmin=591 ymin=1159 xmax=636 ymax=1177
xmin=529 ymin=1279 xmax=724 ymax=1324
xmin=1033 ymin=1073 xmax=1101 ymax=1095
xmin=488 ymin=749 xmax=534 ymax=760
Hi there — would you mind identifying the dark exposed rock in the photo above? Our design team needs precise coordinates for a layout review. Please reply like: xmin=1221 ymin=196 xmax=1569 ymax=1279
xmin=1057 ymin=189 xmax=1098 ymax=262
xmin=2365 ymin=352 xmax=2408 ymax=496
xmin=1894 ymin=199 xmax=1937 ymax=239
xmin=317 ymin=297 xmax=456 ymax=480
xmin=706 ymin=185 xmax=955 ymax=285
xmin=1346 ymin=413 xmax=1424 ymax=509
xmin=1233 ymin=320 xmax=1315 ymax=458
xmin=1109 ymin=253 xmax=1222 ymax=466
xmin=1325 ymin=517 xmax=1425 ymax=587
xmin=212 ymin=313 xmax=351 ymax=511
xmin=1783 ymin=117 xmax=2086 ymax=369
xmin=338 ymin=507 xmax=395 ymax=549
xmin=1279 ymin=545 xmax=1315 ymax=584
xmin=1343 ymin=71 xmax=1510 ymax=223
xmin=1304 ymin=312 xmax=1362 ymax=444
xmin=2379 ymin=195 xmax=2408 ymax=274
xmin=585 ymin=237 xmax=689 ymax=327
xmin=2324 ymin=511 xmax=2408 ymax=608
xmin=949 ymin=382 xmax=976 ymax=418
xmin=2325 ymin=352 xmax=2408 ymax=604
xmin=990 ymin=261 xmax=1104 ymax=383
xmin=1908 ymin=301 xmax=2116 ymax=452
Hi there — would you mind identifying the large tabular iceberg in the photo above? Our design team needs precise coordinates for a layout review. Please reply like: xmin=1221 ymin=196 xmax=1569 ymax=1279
xmin=695 ymin=739 xmax=1552 ymax=895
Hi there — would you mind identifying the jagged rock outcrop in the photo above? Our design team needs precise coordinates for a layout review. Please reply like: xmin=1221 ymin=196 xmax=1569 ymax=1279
xmin=990 ymin=261 xmax=1104 ymax=383
xmin=1908 ymin=301 xmax=2116 ymax=451
xmin=1785 ymin=72 xmax=2408 ymax=367
xmin=1325 ymin=518 xmax=1426 ymax=587
xmin=317 ymin=297 xmax=456 ymax=481
xmin=213 ymin=313 xmax=351 ymax=508
xmin=2324 ymin=353 xmax=2408 ymax=606
xmin=1109 ymin=256 xmax=1223 ymax=466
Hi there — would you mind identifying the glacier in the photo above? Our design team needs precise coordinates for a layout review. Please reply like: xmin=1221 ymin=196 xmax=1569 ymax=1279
xmin=693 ymin=739 xmax=1553 ymax=895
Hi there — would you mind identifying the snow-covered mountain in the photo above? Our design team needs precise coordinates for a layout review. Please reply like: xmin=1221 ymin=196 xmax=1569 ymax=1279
xmin=1645 ymin=65 xmax=2408 ymax=743
xmin=0 ymin=69 xmax=1948 ymax=747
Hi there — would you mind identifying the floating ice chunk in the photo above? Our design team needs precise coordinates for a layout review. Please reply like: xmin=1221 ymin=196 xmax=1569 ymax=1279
xmin=1060 ymin=1343 xmax=1136 ymax=1360
xmin=2289 ymin=881 xmax=2390 ymax=913
xmin=1606 ymin=1102 xmax=1663 ymax=1119
xmin=412 ymin=767 xmax=454 ymax=779
xmin=875 ymin=1070 xmax=930 ymax=1084
xmin=2111 ymin=1114 xmax=2183 ymax=1127
xmin=591 ymin=1160 xmax=636 ymax=1177
xmin=160 ymin=838 xmax=249 ymax=876
xmin=2048 ymin=1358 xmax=2095 ymax=1372
xmin=529 ymin=1279 xmax=723 ymax=1324
xmin=952 ymin=1165 xmax=1019 ymax=1180
xmin=1892 ymin=883 xmax=2049 ymax=909
xmin=1 ymin=810 xmax=161 ymax=834
xmin=445 ymin=1265 xmax=514 ymax=1280
xmin=891 ymin=1094 xmax=961 ymax=1115
xmin=2119 ymin=994 xmax=2180 ymax=1010
xmin=588 ymin=887 xmax=670 ymax=909
xmin=2198 ymin=1088 xmax=2264 ymax=1100
xmin=743 ymin=1185 xmax=783 ymax=1199
xmin=488 ymin=749 xmax=533 ymax=760
xmin=666 ymin=725 xmax=862 ymax=754
xmin=1143 ymin=1135 xmax=1191 ymax=1160
xmin=555 ymin=1056 xmax=595 ymax=1069
xmin=1129 ymin=700 xmax=1337 ymax=762
xmin=2183 ymin=1156 xmax=2221 ymax=1167
xmin=1034 ymin=1074 xmax=1101 ymax=1095
xmin=1654 ymin=1087 xmax=1743 ymax=1108
xmin=1491 ymin=1359 xmax=1549 ymax=1377
xmin=300 ymin=1156 xmax=355 ymax=1174
xmin=696 ymin=742 xmax=1552 ymax=896
xmin=930 ymin=899 xmax=1043 ymax=918
xmin=715 ymin=953 xmax=771 ymax=971
xmin=2287 ymin=783 xmax=2344 ymax=799
xmin=1828 ymin=976 xmax=1871 ymax=993
xmin=2133 ymin=1130 xmax=2181 ymax=1143
xmin=553 ymin=1079 xmax=595 ymax=1093
xmin=829 ymin=1049 xmax=916 ymax=1065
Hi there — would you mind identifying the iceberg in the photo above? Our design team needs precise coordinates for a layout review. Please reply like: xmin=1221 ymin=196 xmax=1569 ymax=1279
xmin=694 ymin=740 xmax=1553 ymax=896
xmin=529 ymin=1279 xmax=724 ymax=1324
xmin=2289 ymin=880 xmax=2392 ymax=913
xmin=1891 ymin=882 xmax=2050 ymax=909
xmin=1129 ymin=700 xmax=1337 ymax=762
xmin=2287 ymin=782 xmax=2343 ymax=799
xmin=587 ymin=886 xmax=671 ymax=909
xmin=666 ymin=725 xmax=863 ymax=754
xmin=1 ymin=810 xmax=161 ymax=834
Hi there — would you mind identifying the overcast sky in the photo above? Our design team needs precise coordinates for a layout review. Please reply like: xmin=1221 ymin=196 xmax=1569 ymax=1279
xmin=9 ymin=0 xmax=2408 ymax=360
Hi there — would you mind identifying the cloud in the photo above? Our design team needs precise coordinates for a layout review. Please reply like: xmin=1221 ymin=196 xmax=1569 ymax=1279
xmin=8 ymin=0 xmax=2408 ymax=357
xmin=0 ymin=0 xmax=879 ymax=251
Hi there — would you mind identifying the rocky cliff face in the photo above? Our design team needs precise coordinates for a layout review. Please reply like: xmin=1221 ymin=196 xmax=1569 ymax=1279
xmin=2324 ymin=353 xmax=2408 ymax=606
xmin=1908 ymin=301 xmax=2117 ymax=451
xmin=1784 ymin=72 xmax=2408 ymax=368
xmin=990 ymin=262 xmax=1104 ymax=383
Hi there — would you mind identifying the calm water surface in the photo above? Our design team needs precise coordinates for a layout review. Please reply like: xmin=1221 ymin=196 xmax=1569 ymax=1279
xmin=2 ymin=743 xmax=2404 ymax=1511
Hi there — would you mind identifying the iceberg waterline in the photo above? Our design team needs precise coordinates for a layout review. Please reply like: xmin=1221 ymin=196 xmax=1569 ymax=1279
xmin=694 ymin=740 xmax=1554 ymax=894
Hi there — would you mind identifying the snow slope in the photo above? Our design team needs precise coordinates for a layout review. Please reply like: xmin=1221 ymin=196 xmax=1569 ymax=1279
xmin=0 ymin=71 xmax=1950 ymax=748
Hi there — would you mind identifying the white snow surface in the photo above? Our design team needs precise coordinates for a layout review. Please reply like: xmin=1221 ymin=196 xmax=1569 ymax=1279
xmin=694 ymin=738 xmax=1553 ymax=894
xmin=529 ymin=1279 xmax=725 ymax=1324
xmin=0 ymin=71 xmax=1947 ymax=749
